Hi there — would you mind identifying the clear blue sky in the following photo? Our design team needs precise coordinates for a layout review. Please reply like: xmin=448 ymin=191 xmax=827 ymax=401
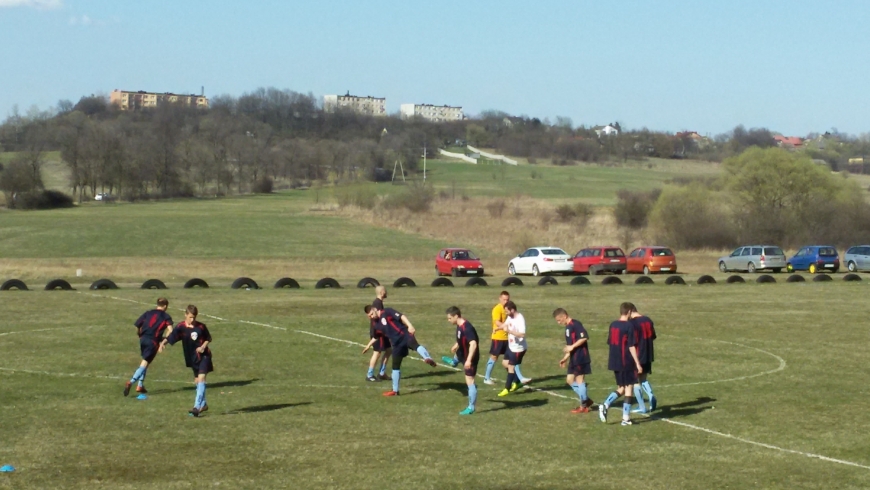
xmin=1 ymin=0 xmax=868 ymax=136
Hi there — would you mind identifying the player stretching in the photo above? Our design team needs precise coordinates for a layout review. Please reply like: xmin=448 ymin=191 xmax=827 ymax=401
xmin=628 ymin=303 xmax=657 ymax=413
xmin=497 ymin=301 xmax=528 ymax=396
xmin=371 ymin=286 xmax=433 ymax=370
xmin=553 ymin=308 xmax=594 ymax=413
xmin=599 ymin=302 xmax=642 ymax=426
xmin=124 ymin=298 xmax=173 ymax=397
xmin=365 ymin=305 xmax=436 ymax=396
xmin=160 ymin=305 xmax=213 ymax=417
xmin=446 ymin=306 xmax=480 ymax=415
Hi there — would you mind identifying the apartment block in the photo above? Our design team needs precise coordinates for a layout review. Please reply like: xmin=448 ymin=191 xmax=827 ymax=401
xmin=323 ymin=93 xmax=386 ymax=116
xmin=400 ymin=103 xmax=463 ymax=122
xmin=110 ymin=89 xmax=209 ymax=111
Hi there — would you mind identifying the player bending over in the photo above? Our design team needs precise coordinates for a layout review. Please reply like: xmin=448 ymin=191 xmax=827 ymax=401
xmin=498 ymin=301 xmax=528 ymax=396
xmin=369 ymin=286 xmax=435 ymax=369
xmin=365 ymin=305 xmax=436 ymax=396
xmin=599 ymin=302 xmax=642 ymax=426
xmin=445 ymin=306 xmax=480 ymax=415
xmin=160 ymin=305 xmax=213 ymax=417
xmin=553 ymin=308 xmax=594 ymax=413
xmin=124 ymin=297 xmax=173 ymax=397
xmin=628 ymin=303 xmax=657 ymax=413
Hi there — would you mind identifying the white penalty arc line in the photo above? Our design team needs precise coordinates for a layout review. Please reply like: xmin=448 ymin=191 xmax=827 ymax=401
xmin=653 ymin=337 xmax=787 ymax=389
xmin=74 ymin=292 xmax=870 ymax=472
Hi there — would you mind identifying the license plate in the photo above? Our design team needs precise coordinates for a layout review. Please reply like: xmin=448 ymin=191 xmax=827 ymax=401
xmin=466 ymin=270 xmax=478 ymax=274
xmin=824 ymin=264 xmax=834 ymax=268
xmin=610 ymin=259 xmax=620 ymax=263
xmin=555 ymin=259 xmax=565 ymax=262
xmin=660 ymin=267 xmax=671 ymax=271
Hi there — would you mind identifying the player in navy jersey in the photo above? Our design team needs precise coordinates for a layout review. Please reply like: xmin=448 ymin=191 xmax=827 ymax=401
xmin=599 ymin=302 xmax=642 ymax=426
xmin=628 ymin=303 xmax=657 ymax=413
xmin=553 ymin=308 xmax=594 ymax=413
xmin=365 ymin=304 xmax=436 ymax=396
xmin=159 ymin=305 xmax=213 ymax=417
xmin=362 ymin=287 xmax=391 ymax=382
xmin=124 ymin=298 xmax=173 ymax=397
xmin=446 ymin=306 xmax=480 ymax=415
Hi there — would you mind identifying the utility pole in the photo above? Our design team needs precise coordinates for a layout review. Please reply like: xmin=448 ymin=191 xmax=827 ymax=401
xmin=423 ymin=141 xmax=427 ymax=182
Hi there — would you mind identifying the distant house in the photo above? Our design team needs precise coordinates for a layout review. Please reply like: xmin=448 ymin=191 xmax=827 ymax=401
xmin=774 ymin=135 xmax=804 ymax=149
xmin=594 ymin=124 xmax=619 ymax=137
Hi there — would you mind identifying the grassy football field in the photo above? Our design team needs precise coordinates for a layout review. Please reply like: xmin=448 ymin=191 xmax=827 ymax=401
xmin=1 ymin=282 xmax=869 ymax=489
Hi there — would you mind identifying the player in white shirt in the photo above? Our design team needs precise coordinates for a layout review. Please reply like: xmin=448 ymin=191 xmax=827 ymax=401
xmin=497 ymin=301 xmax=530 ymax=396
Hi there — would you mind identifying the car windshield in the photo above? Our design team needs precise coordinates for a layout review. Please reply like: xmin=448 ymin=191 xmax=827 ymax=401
xmin=542 ymin=248 xmax=568 ymax=256
xmin=652 ymin=249 xmax=673 ymax=256
xmin=818 ymin=247 xmax=837 ymax=256
xmin=764 ymin=247 xmax=784 ymax=256
xmin=451 ymin=250 xmax=478 ymax=260
xmin=604 ymin=249 xmax=624 ymax=257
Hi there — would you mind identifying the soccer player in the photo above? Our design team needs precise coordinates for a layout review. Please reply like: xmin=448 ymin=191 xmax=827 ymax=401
xmin=497 ymin=301 xmax=528 ymax=396
xmin=481 ymin=291 xmax=509 ymax=385
xmin=365 ymin=304 xmax=436 ymax=396
xmin=362 ymin=319 xmax=391 ymax=382
xmin=371 ymin=286 xmax=433 ymax=369
xmin=628 ymin=303 xmax=657 ymax=413
xmin=159 ymin=305 xmax=213 ymax=417
xmin=446 ymin=306 xmax=480 ymax=415
xmin=124 ymin=297 xmax=173 ymax=397
xmin=553 ymin=308 xmax=594 ymax=413
xmin=599 ymin=302 xmax=643 ymax=426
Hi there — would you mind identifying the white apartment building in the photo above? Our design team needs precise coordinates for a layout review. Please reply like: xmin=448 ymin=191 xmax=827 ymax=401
xmin=323 ymin=93 xmax=386 ymax=116
xmin=400 ymin=103 xmax=463 ymax=122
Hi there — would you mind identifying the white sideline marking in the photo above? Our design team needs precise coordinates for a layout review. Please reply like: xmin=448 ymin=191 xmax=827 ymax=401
xmin=654 ymin=338 xmax=787 ymax=389
xmin=74 ymin=292 xmax=870 ymax=472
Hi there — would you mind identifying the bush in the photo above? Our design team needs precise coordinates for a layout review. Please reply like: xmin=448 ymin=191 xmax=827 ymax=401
xmin=614 ymin=189 xmax=661 ymax=229
xmin=486 ymin=200 xmax=506 ymax=218
xmin=649 ymin=185 xmax=736 ymax=249
xmin=14 ymin=190 xmax=75 ymax=210
xmin=382 ymin=183 xmax=434 ymax=213
xmin=335 ymin=184 xmax=377 ymax=210
xmin=252 ymin=176 xmax=274 ymax=194
xmin=554 ymin=202 xmax=594 ymax=225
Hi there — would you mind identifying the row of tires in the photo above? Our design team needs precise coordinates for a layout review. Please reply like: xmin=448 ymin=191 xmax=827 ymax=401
xmin=0 ymin=273 xmax=863 ymax=292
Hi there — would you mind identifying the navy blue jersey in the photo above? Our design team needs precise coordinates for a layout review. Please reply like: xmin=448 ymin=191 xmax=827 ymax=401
xmin=565 ymin=319 xmax=591 ymax=365
xmin=166 ymin=321 xmax=212 ymax=369
xmin=631 ymin=315 xmax=656 ymax=364
xmin=372 ymin=298 xmax=384 ymax=310
xmin=378 ymin=308 xmax=409 ymax=345
xmin=134 ymin=310 xmax=173 ymax=341
xmin=455 ymin=319 xmax=480 ymax=364
xmin=607 ymin=320 xmax=638 ymax=371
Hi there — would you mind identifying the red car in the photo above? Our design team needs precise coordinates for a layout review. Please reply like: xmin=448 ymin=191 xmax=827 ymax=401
xmin=573 ymin=246 xmax=627 ymax=275
xmin=626 ymin=246 xmax=677 ymax=274
xmin=435 ymin=248 xmax=484 ymax=277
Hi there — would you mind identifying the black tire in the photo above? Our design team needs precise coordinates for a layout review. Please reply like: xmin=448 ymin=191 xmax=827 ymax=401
xmin=140 ymin=279 xmax=167 ymax=290
xmin=356 ymin=277 xmax=380 ymax=288
xmin=812 ymin=274 xmax=832 ymax=282
xmin=570 ymin=276 xmax=591 ymax=285
xmin=431 ymin=277 xmax=454 ymax=287
xmin=726 ymin=275 xmax=745 ymax=284
xmin=501 ymin=277 xmax=524 ymax=287
xmin=756 ymin=275 xmax=776 ymax=284
xmin=601 ymin=276 xmax=623 ymax=285
xmin=466 ymin=277 xmax=488 ymax=287
xmin=0 ymin=279 xmax=28 ymax=291
xmin=847 ymin=261 xmax=857 ymax=273
xmin=231 ymin=277 xmax=259 ymax=290
xmin=665 ymin=276 xmax=686 ymax=285
xmin=393 ymin=277 xmax=417 ymax=288
xmin=44 ymin=279 xmax=73 ymax=291
xmin=537 ymin=276 xmax=558 ymax=286
xmin=274 ymin=277 xmax=300 ymax=289
xmin=786 ymin=274 xmax=806 ymax=283
xmin=183 ymin=278 xmax=209 ymax=289
xmin=843 ymin=273 xmax=862 ymax=282
xmin=89 ymin=279 xmax=118 ymax=290
xmin=314 ymin=277 xmax=341 ymax=289
xmin=697 ymin=275 xmax=716 ymax=285
xmin=634 ymin=276 xmax=654 ymax=285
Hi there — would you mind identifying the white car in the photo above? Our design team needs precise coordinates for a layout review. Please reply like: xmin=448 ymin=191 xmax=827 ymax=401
xmin=508 ymin=247 xmax=574 ymax=276
xmin=94 ymin=193 xmax=110 ymax=201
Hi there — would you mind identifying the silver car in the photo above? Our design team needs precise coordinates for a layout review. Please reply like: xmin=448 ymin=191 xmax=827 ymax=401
xmin=718 ymin=245 xmax=787 ymax=273
xmin=844 ymin=245 xmax=870 ymax=272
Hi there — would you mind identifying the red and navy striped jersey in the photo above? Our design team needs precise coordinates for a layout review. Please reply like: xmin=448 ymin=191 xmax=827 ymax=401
xmin=378 ymin=308 xmax=409 ymax=344
xmin=607 ymin=320 xmax=638 ymax=371
xmin=565 ymin=319 xmax=591 ymax=364
xmin=631 ymin=315 xmax=656 ymax=364
xmin=166 ymin=321 xmax=212 ymax=368
xmin=134 ymin=310 xmax=173 ymax=340
xmin=455 ymin=319 xmax=480 ymax=364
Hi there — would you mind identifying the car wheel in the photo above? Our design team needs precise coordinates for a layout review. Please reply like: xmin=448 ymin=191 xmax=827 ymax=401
xmin=848 ymin=261 xmax=857 ymax=272
xmin=747 ymin=262 xmax=756 ymax=273
xmin=786 ymin=264 xmax=793 ymax=273
xmin=532 ymin=265 xmax=540 ymax=276
xmin=809 ymin=264 xmax=817 ymax=274
xmin=718 ymin=261 xmax=727 ymax=273
xmin=643 ymin=266 xmax=650 ymax=275
xmin=508 ymin=263 xmax=516 ymax=276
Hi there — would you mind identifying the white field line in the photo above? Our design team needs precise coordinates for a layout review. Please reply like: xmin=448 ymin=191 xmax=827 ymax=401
xmin=68 ymin=292 xmax=870 ymax=472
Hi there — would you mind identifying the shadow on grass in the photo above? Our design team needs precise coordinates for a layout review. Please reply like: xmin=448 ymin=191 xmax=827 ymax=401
xmin=403 ymin=371 xmax=456 ymax=380
xmin=148 ymin=378 xmax=260 ymax=395
xmin=413 ymin=381 xmax=468 ymax=395
xmin=223 ymin=402 xmax=312 ymax=415
xmin=645 ymin=396 xmax=716 ymax=421
xmin=479 ymin=398 xmax=549 ymax=413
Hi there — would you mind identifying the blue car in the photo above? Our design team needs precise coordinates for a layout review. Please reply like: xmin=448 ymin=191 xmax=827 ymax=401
xmin=786 ymin=245 xmax=840 ymax=274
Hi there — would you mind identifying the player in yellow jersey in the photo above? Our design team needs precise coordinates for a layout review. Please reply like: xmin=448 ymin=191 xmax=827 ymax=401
xmin=483 ymin=291 xmax=511 ymax=384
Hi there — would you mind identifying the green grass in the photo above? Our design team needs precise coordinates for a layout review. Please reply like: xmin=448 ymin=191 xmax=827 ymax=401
xmin=1 ymin=283 xmax=869 ymax=489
